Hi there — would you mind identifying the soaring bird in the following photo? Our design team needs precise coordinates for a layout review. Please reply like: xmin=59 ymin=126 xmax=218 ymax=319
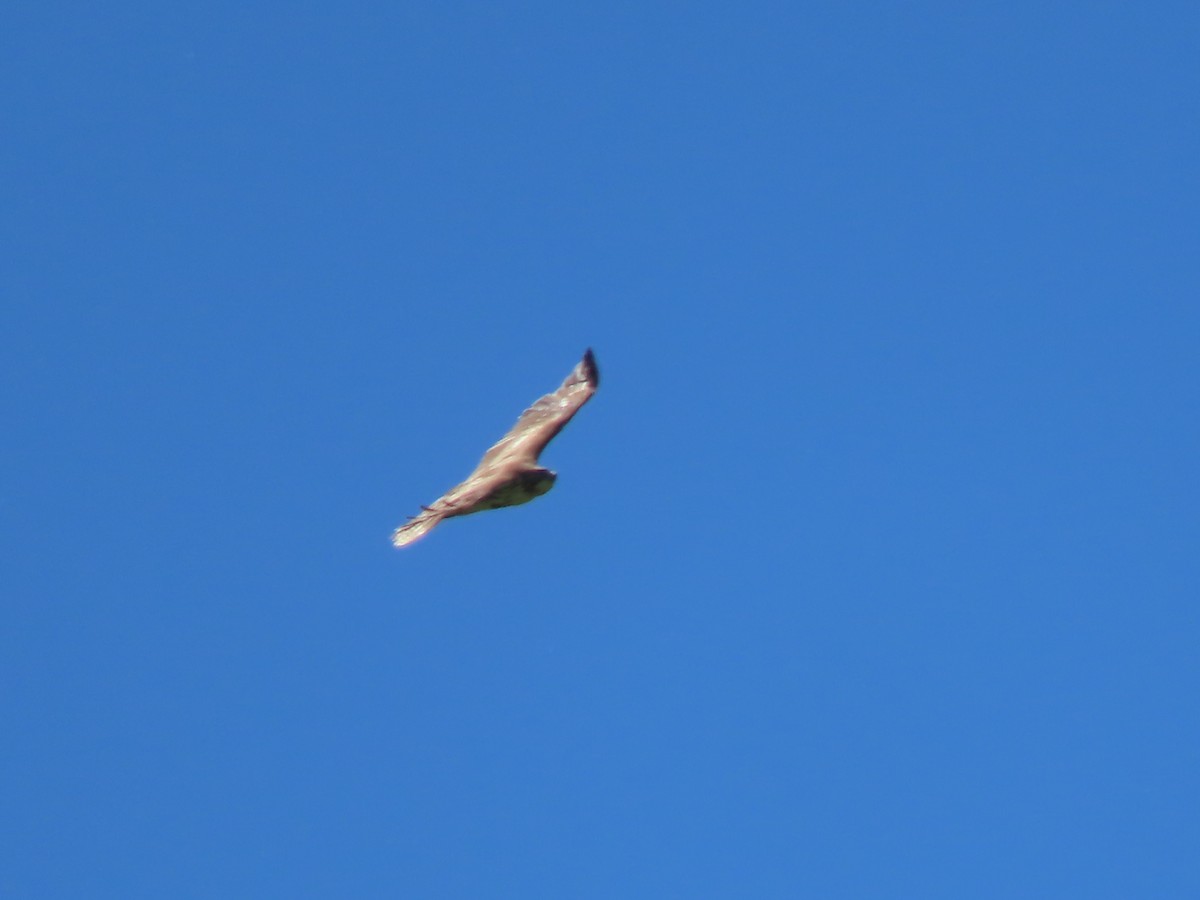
xmin=392 ymin=349 xmax=600 ymax=547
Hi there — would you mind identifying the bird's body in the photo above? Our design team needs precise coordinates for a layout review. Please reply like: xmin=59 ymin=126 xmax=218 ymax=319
xmin=468 ymin=465 xmax=556 ymax=510
xmin=391 ymin=350 xmax=598 ymax=547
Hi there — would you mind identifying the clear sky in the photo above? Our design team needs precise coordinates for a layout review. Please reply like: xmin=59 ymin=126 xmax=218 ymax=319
xmin=2 ymin=3 xmax=1197 ymax=897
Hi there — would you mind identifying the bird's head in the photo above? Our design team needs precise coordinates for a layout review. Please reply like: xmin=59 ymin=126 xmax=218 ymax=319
xmin=524 ymin=468 xmax=557 ymax=496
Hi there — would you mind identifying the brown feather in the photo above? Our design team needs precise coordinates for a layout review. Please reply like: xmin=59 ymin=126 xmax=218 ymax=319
xmin=391 ymin=349 xmax=599 ymax=548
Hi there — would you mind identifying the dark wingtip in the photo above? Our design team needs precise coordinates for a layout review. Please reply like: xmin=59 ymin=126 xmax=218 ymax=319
xmin=582 ymin=348 xmax=599 ymax=388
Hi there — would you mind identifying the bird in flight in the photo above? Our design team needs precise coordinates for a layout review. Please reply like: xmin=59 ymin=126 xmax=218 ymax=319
xmin=392 ymin=349 xmax=600 ymax=547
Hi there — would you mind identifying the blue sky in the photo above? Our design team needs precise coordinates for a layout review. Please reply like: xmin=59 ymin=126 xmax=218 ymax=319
xmin=2 ymin=3 xmax=1197 ymax=897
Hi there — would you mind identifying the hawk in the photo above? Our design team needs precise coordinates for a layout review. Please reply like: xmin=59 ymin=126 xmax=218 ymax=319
xmin=391 ymin=349 xmax=600 ymax=547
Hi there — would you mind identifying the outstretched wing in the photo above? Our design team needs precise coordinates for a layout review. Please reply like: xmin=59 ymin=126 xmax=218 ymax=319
xmin=391 ymin=349 xmax=600 ymax=549
xmin=390 ymin=474 xmax=498 ymax=547
xmin=390 ymin=506 xmax=445 ymax=547
xmin=476 ymin=348 xmax=600 ymax=470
